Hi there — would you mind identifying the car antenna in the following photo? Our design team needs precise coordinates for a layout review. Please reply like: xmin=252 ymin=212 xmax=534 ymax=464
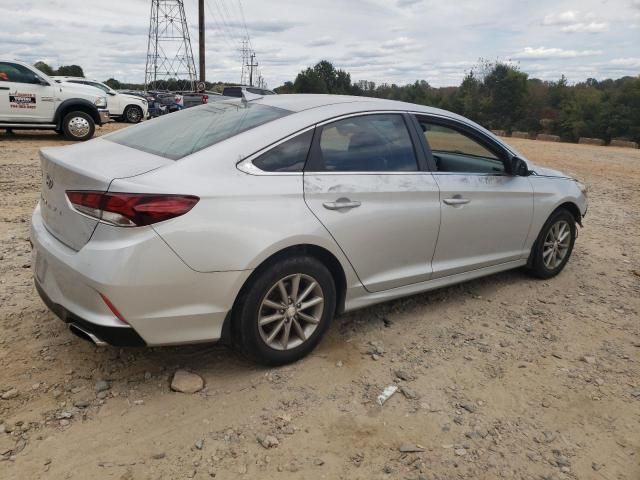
xmin=241 ymin=90 xmax=263 ymax=104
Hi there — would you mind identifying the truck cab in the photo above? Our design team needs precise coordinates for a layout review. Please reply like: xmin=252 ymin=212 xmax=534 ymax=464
xmin=0 ymin=60 xmax=110 ymax=141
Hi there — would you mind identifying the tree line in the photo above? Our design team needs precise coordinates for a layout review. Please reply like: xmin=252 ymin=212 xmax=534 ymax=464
xmin=33 ymin=59 xmax=640 ymax=143
xmin=275 ymin=60 xmax=640 ymax=144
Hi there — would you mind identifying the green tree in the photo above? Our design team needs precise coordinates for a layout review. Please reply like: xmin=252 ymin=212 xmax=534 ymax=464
xmin=33 ymin=61 xmax=55 ymax=76
xmin=480 ymin=62 xmax=528 ymax=130
xmin=56 ymin=65 xmax=85 ymax=77
xmin=104 ymin=78 xmax=122 ymax=89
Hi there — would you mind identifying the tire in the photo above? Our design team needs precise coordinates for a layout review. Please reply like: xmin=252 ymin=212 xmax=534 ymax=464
xmin=124 ymin=105 xmax=143 ymax=124
xmin=233 ymin=256 xmax=336 ymax=366
xmin=62 ymin=111 xmax=95 ymax=141
xmin=528 ymin=208 xmax=576 ymax=279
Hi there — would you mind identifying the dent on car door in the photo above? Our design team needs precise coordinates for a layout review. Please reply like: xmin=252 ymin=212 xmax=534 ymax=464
xmin=303 ymin=113 xmax=441 ymax=293
xmin=413 ymin=115 xmax=534 ymax=278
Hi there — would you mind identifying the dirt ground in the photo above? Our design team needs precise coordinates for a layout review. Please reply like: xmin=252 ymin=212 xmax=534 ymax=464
xmin=0 ymin=124 xmax=639 ymax=480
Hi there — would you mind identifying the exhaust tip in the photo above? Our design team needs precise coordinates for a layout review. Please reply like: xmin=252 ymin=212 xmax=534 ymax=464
xmin=69 ymin=323 xmax=108 ymax=347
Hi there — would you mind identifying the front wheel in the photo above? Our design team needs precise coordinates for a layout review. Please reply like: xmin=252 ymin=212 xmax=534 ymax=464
xmin=124 ymin=105 xmax=143 ymax=123
xmin=528 ymin=208 xmax=576 ymax=279
xmin=233 ymin=256 xmax=336 ymax=366
xmin=62 ymin=111 xmax=95 ymax=141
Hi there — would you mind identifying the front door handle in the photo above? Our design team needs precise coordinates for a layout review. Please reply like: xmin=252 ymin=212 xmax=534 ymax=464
xmin=443 ymin=197 xmax=471 ymax=206
xmin=323 ymin=198 xmax=361 ymax=210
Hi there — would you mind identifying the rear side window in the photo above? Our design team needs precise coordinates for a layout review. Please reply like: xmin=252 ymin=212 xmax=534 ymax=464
xmin=105 ymin=102 xmax=291 ymax=160
xmin=253 ymin=129 xmax=314 ymax=172
xmin=312 ymin=114 xmax=418 ymax=172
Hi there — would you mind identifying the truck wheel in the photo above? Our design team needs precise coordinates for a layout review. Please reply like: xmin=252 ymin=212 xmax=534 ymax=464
xmin=62 ymin=111 xmax=95 ymax=141
xmin=124 ymin=105 xmax=143 ymax=123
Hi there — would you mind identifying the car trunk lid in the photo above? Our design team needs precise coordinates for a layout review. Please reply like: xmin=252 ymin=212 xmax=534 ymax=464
xmin=39 ymin=139 xmax=172 ymax=250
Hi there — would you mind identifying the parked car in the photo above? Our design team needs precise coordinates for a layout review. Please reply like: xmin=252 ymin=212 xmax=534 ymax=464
xmin=53 ymin=77 xmax=148 ymax=123
xmin=222 ymin=85 xmax=275 ymax=97
xmin=0 ymin=60 xmax=109 ymax=140
xmin=31 ymin=94 xmax=587 ymax=365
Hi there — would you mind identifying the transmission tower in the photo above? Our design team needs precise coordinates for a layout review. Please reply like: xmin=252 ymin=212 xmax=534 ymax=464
xmin=240 ymin=37 xmax=249 ymax=85
xmin=145 ymin=0 xmax=197 ymax=91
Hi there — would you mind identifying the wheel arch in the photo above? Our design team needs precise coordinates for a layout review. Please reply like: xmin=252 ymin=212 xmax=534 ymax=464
xmin=54 ymin=99 xmax=101 ymax=128
xmin=555 ymin=201 xmax=582 ymax=227
xmin=220 ymin=243 xmax=348 ymax=343
xmin=527 ymin=202 xmax=581 ymax=268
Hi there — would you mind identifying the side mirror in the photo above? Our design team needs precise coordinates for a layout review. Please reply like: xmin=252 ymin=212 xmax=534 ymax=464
xmin=510 ymin=157 xmax=529 ymax=176
xmin=108 ymin=91 xmax=116 ymax=96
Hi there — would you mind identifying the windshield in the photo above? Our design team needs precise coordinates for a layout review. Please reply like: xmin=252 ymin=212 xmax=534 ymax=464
xmin=89 ymin=82 xmax=113 ymax=94
xmin=105 ymin=102 xmax=291 ymax=160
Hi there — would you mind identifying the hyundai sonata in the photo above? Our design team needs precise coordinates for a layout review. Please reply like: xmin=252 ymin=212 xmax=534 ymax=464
xmin=31 ymin=94 xmax=587 ymax=365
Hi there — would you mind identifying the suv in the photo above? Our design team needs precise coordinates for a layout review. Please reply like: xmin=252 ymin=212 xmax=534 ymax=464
xmin=222 ymin=85 xmax=276 ymax=97
xmin=53 ymin=77 xmax=148 ymax=123
xmin=0 ymin=60 xmax=109 ymax=141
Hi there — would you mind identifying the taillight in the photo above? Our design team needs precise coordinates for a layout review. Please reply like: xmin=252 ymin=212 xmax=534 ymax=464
xmin=202 ymin=95 xmax=208 ymax=104
xmin=66 ymin=191 xmax=199 ymax=227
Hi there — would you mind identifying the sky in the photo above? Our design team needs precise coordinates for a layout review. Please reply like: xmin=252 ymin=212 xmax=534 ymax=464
xmin=0 ymin=0 xmax=638 ymax=88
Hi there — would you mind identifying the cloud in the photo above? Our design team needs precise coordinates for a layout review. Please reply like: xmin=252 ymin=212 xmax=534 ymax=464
xmin=0 ymin=32 xmax=45 ymax=46
xmin=228 ymin=19 xmax=300 ymax=33
xmin=609 ymin=57 xmax=640 ymax=68
xmin=561 ymin=22 xmax=608 ymax=33
xmin=397 ymin=0 xmax=421 ymax=7
xmin=543 ymin=11 xmax=580 ymax=25
xmin=542 ymin=10 xmax=608 ymax=33
xmin=512 ymin=47 xmax=602 ymax=60
xmin=101 ymin=25 xmax=148 ymax=36
xmin=306 ymin=37 xmax=335 ymax=47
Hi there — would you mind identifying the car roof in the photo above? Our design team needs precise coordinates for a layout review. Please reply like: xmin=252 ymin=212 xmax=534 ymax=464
xmin=253 ymin=93 xmax=447 ymax=116
xmin=232 ymin=94 xmax=519 ymax=157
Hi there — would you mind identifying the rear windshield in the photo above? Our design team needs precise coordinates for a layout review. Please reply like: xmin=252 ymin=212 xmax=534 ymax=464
xmin=105 ymin=102 xmax=290 ymax=160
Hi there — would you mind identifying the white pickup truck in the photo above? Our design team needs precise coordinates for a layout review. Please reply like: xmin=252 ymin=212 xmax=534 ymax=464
xmin=0 ymin=60 xmax=110 ymax=141
xmin=52 ymin=76 xmax=148 ymax=123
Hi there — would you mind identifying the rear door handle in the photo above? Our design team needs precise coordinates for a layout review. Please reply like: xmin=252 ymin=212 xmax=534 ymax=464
xmin=323 ymin=198 xmax=361 ymax=210
xmin=443 ymin=197 xmax=470 ymax=206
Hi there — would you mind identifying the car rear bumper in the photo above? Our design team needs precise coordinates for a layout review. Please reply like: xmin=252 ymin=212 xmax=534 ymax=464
xmin=31 ymin=203 xmax=251 ymax=346
xmin=34 ymin=279 xmax=146 ymax=346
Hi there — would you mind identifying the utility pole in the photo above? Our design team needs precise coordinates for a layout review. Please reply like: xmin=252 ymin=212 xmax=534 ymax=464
xmin=247 ymin=52 xmax=258 ymax=86
xmin=198 ymin=0 xmax=205 ymax=85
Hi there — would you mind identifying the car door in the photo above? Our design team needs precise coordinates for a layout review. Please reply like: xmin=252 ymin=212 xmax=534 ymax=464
xmin=303 ymin=112 xmax=441 ymax=292
xmin=412 ymin=115 xmax=533 ymax=278
xmin=0 ymin=62 xmax=55 ymax=123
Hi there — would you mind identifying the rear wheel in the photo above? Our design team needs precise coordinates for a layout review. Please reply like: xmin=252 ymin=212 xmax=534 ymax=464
xmin=124 ymin=105 xmax=143 ymax=123
xmin=233 ymin=256 xmax=336 ymax=365
xmin=528 ymin=208 xmax=576 ymax=279
xmin=62 ymin=111 xmax=95 ymax=141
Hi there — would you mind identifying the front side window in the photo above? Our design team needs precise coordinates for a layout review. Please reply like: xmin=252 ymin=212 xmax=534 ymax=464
xmin=105 ymin=102 xmax=291 ymax=160
xmin=415 ymin=118 xmax=505 ymax=174
xmin=0 ymin=62 xmax=39 ymax=84
xmin=253 ymin=129 xmax=314 ymax=172
xmin=313 ymin=114 xmax=418 ymax=172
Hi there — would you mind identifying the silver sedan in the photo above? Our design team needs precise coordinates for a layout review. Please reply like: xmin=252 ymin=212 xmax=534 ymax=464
xmin=31 ymin=94 xmax=587 ymax=364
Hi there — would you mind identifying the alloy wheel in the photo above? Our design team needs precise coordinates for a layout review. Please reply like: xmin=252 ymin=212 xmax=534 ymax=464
xmin=258 ymin=273 xmax=324 ymax=351
xmin=127 ymin=107 xmax=141 ymax=123
xmin=543 ymin=220 xmax=571 ymax=269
